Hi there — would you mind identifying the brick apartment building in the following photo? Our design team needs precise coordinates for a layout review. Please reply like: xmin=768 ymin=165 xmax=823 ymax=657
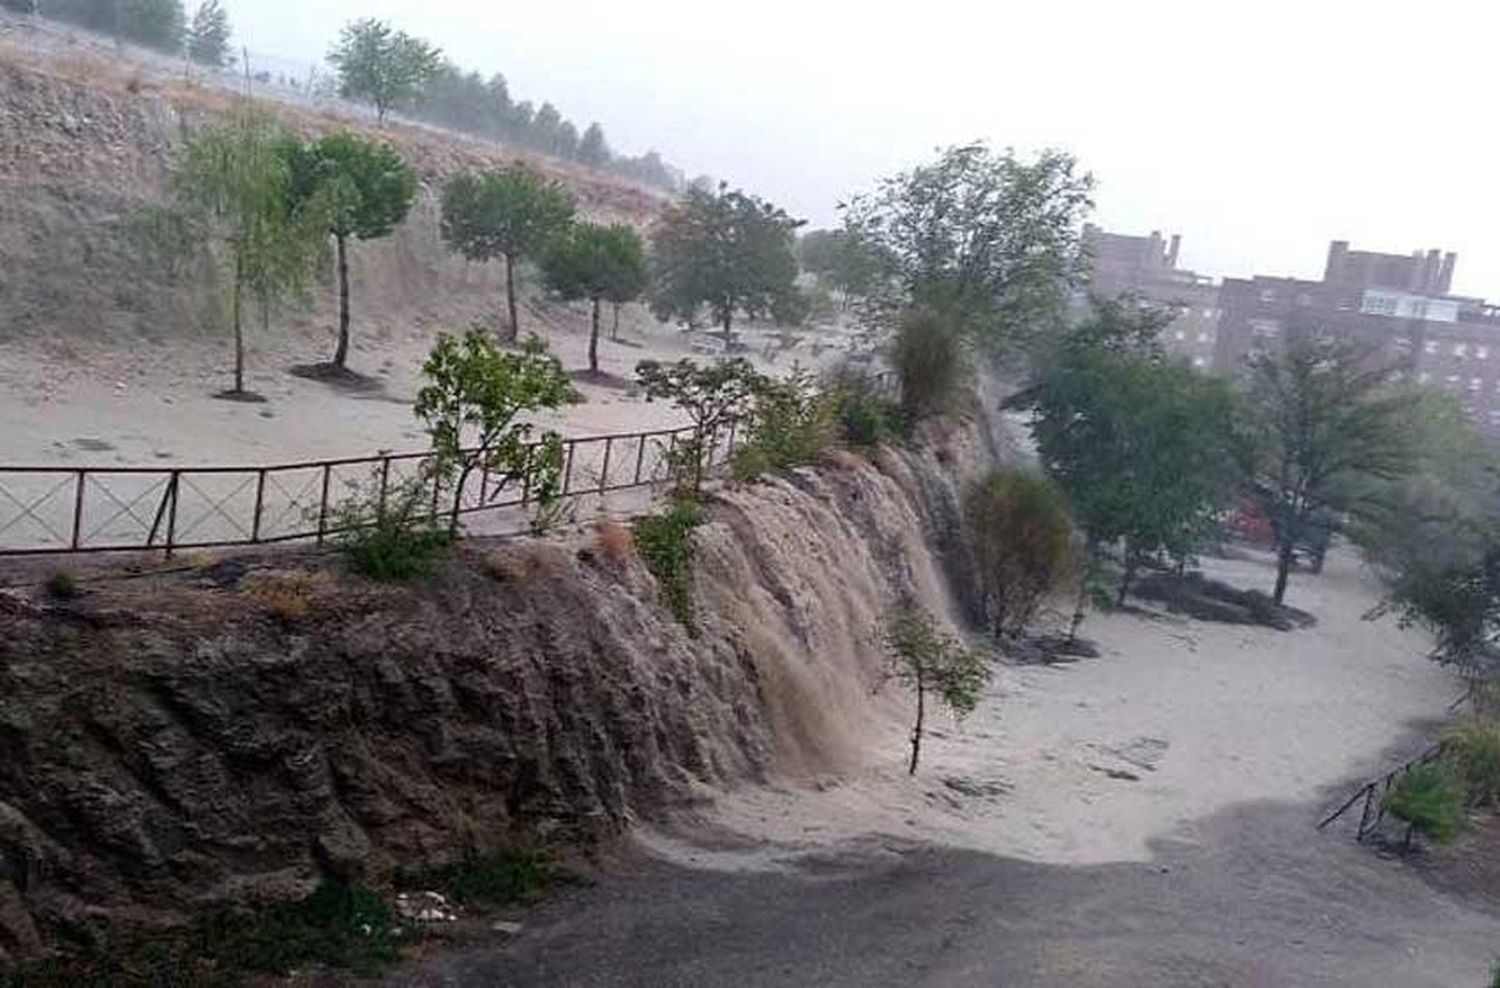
xmin=1216 ymin=241 xmax=1500 ymax=430
xmin=1082 ymin=225 xmax=1219 ymax=368
xmin=1086 ymin=227 xmax=1500 ymax=433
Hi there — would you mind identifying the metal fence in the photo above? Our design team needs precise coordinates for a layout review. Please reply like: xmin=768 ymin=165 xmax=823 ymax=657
xmin=0 ymin=421 xmax=735 ymax=557
xmin=1315 ymin=742 xmax=1448 ymax=842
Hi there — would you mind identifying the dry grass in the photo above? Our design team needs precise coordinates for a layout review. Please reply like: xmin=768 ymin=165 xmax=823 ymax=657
xmin=824 ymin=449 xmax=866 ymax=472
xmin=242 ymin=570 xmax=335 ymax=626
xmin=482 ymin=544 xmax=571 ymax=584
xmin=593 ymin=519 xmax=634 ymax=563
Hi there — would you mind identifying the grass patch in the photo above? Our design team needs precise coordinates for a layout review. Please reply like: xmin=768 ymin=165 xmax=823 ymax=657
xmin=43 ymin=570 xmax=79 ymax=601
xmin=407 ymin=850 xmax=560 ymax=908
xmin=635 ymin=501 xmax=705 ymax=635
xmin=1386 ymin=764 xmax=1466 ymax=846
xmin=1445 ymin=719 xmax=1500 ymax=807
xmin=1 ymin=882 xmax=403 ymax=988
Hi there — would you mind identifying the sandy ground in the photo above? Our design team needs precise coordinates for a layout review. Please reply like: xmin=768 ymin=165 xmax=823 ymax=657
xmin=0 ymin=308 xmax=857 ymax=467
xmin=665 ymin=550 xmax=1459 ymax=867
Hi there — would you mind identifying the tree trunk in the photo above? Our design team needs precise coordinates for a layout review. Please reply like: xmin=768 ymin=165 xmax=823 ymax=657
xmin=232 ymin=254 xmax=245 ymax=394
xmin=1273 ymin=536 xmax=1295 ymax=605
xmin=1117 ymin=555 xmax=1136 ymax=608
xmin=721 ymin=309 xmax=732 ymax=347
xmin=502 ymin=253 xmax=519 ymax=343
xmin=333 ymin=233 xmax=351 ymax=369
xmin=449 ymin=463 xmax=472 ymax=538
xmin=1067 ymin=567 xmax=1089 ymax=646
xmin=611 ymin=302 xmax=621 ymax=340
xmin=589 ymin=297 xmax=601 ymax=375
xmin=908 ymin=672 xmax=925 ymax=776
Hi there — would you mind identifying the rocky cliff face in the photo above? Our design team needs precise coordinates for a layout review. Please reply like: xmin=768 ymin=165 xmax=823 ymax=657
xmin=0 ymin=21 xmax=667 ymax=343
xmin=0 ymin=415 xmax=1007 ymax=961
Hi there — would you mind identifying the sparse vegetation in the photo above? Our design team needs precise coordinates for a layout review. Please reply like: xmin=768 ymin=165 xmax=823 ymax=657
xmin=331 ymin=477 xmax=451 ymax=581
xmin=408 ymin=849 xmax=560 ymax=908
xmin=634 ymin=501 xmax=705 ymax=634
xmin=824 ymin=365 xmax=901 ymax=447
xmin=415 ymin=331 xmax=579 ymax=534
xmin=593 ymin=517 xmax=634 ymax=563
xmin=440 ymin=166 xmax=576 ymax=341
xmin=889 ymin=305 xmax=968 ymax=423
xmin=962 ymin=469 xmax=1077 ymax=640
xmin=878 ymin=602 xmax=991 ymax=775
xmin=730 ymin=367 xmax=839 ymax=481
xmin=1445 ymin=720 xmax=1500 ymax=808
xmin=1385 ymin=764 xmax=1466 ymax=847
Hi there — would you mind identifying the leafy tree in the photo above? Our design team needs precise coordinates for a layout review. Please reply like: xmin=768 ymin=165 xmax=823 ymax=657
xmin=729 ymin=367 xmax=838 ymax=481
xmin=889 ymin=305 xmax=968 ymax=422
xmin=439 ymin=165 xmax=576 ymax=342
xmin=540 ymin=222 xmax=647 ymax=375
xmin=172 ymin=114 xmax=323 ymax=396
xmin=185 ymin=0 xmax=230 ymax=66
xmin=1020 ymin=299 xmax=1240 ymax=602
xmin=841 ymin=142 xmax=1093 ymax=354
xmin=635 ymin=358 xmax=766 ymax=497
xmin=878 ymin=602 xmax=991 ymax=775
xmin=648 ymin=182 xmax=803 ymax=344
xmin=1241 ymin=336 xmax=1416 ymax=604
xmin=120 ymin=0 xmax=185 ymax=52
xmin=797 ymin=228 xmax=882 ymax=306
xmin=414 ymin=331 xmax=580 ymax=533
xmin=578 ymin=122 xmax=611 ymax=169
xmin=281 ymin=133 xmax=417 ymax=369
xmin=328 ymin=18 xmax=442 ymax=124
xmin=962 ymin=469 xmax=1077 ymax=638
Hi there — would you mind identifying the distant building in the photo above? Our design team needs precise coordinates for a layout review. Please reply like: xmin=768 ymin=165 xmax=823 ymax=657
xmin=1215 ymin=240 xmax=1500 ymax=432
xmin=1082 ymin=225 xmax=1219 ymax=369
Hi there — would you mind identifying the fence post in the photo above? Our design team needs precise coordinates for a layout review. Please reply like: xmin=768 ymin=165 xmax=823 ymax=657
xmin=70 ymin=470 xmax=85 ymax=550
xmin=316 ymin=463 xmax=332 ymax=546
xmin=599 ymin=436 xmax=613 ymax=494
xmin=561 ymin=440 xmax=575 ymax=497
xmin=377 ymin=456 xmax=391 ymax=519
xmin=164 ymin=471 xmax=180 ymax=559
xmin=251 ymin=468 xmax=267 ymax=542
xmin=634 ymin=434 xmax=647 ymax=485
xmin=521 ymin=444 xmax=534 ymax=506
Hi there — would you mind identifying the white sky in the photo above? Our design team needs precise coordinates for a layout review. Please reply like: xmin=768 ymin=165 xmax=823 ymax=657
xmin=227 ymin=0 xmax=1498 ymax=298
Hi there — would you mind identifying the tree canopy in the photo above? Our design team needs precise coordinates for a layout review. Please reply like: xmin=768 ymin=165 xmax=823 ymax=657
xmin=328 ymin=18 xmax=442 ymax=124
xmin=280 ymin=133 xmax=417 ymax=369
xmin=842 ymin=143 xmax=1094 ymax=353
xmin=439 ymin=164 xmax=576 ymax=341
xmin=541 ymin=222 xmax=648 ymax=374
xmin=648 ymin=183 xmax=803 ymax=341
xmin=186 ymin=0 xmax=230 ymax=66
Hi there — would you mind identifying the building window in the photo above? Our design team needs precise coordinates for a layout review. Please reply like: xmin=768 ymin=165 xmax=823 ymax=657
xmin=1418 ymin=371 xmax=1431 ymax=384
xmin=1174 ymin=330 xmax=1186 ymax=341
xmin=1446 ymin=375 xmax=1462 ymax=389
xmin=1425 ymin=340 xmax=1440 ymax=355
xmin=1479 ymin=346 xmax=1491 ymax=360
xmin=1455 ymin=343 xmax=1469 ymax=358
xmin=1471 ymin=378 xmax=1483 ymax=393
xmin=1297 ymin=293 xmax=1312 ymax=307
xmin=1203 ymin=308 xmax=1215 ymax=319
xmin=1489 ymin=410 xmax=1500 ymax=428
xmin=1196 ymin=332 xmax=1211 ymax=344
xmin=1250 ymin=318 xmax=1280 ymax=338
xmin=1192 ymin=356 xmax=1207 ymax=369
xmin=1394 ymin=336 xmax=1413 ymax=352
xmin=1258 ymin=288 xmax=1276 ymax=304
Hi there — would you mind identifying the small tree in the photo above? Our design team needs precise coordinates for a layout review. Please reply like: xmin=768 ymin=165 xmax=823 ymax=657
xmin=963 ymin=470 xmax=1077 ymax=639
xmin=648 ymin=182 xmax=803 ymax=344
xmin=328 ymin=18 xmax=442 ymax=124
xmin=889 ymin=305 xmax=969 ymax=422
xmin=185 ymin=0 xmax=230 ymax=66
xmin=730 ymin=367 xmax=838 ymax=481
xmin=1385 ymin=764 xmax=1466 ymax=848
xmin=414 ymin=331 xmax=580 ymax=534
xmin=635 ymin=358 xmax=765 ymax=497
xmin=1241 ymin=336 xmax=1417 ymax=604
xmin=541 ymin=222 xmax=647 ymax=375
xmin=440 ymin=165 xmax=576 ymax=342
xmin=172 ymin=114 xmax=323 ymax=396
xmin=797 ymin=228 xmax=883 ymax=308
xmin=282 ymin=133 xmax=417 ymax=369
xmin=578 ymin=122 xmax=611 ymax=169
xmin=879 ymin=603 xmax=991 ymax=775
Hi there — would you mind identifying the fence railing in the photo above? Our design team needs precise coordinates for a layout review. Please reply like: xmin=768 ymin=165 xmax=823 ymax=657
xmin=1316 ymin=742 xmax=1448 ymax=842
xmin=0 ymin=420 xmax=737 ymax=557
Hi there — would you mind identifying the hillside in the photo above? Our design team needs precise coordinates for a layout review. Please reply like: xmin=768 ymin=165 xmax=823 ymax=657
xmin=0 ymin=10 xmax=672 ymax=345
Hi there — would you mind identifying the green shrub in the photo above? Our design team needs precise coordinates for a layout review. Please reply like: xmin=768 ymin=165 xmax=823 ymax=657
xmin=43 ymin=570 xmax=79 ymax=600
xmin=889 ymin=306 xmax=968 ymax=422
xmin=635 ymin=501 xmax=705 ymax=634
xmin=1386 ymin=764 xmax=1466 ymax=845
xmin=1445 ymin=719 xmax=1500 ymax=806
xmin=409 ymin=850 xmax=559 ymax=908
xmin=963 ymin=469 xmax=1077 ymax=639
xmin=730 ymin=368 xmax=838 ymax=480
xmin=332 ymin=479 xmax=451 ymax=582
xmin=824 ymin=366 xmax=901 ymax=447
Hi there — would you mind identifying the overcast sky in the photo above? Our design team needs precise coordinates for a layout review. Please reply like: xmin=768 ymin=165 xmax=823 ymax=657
xmin=228 ymin=0 xmax=1498 ymax=298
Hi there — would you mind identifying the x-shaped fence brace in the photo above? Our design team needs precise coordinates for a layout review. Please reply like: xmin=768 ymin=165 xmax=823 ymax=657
xmin=0 ymin=474 xmax=73 ymax=547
